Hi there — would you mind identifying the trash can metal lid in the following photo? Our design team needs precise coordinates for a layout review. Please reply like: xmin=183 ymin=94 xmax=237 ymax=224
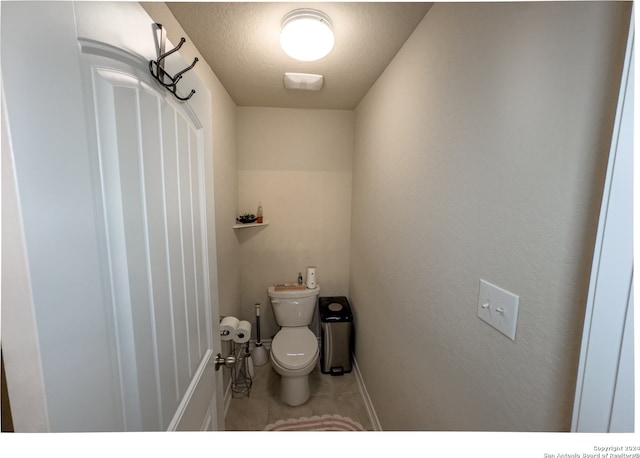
xmin=328 ymin=302 xmax=343 ymax=312
xmin=319 ymin=296 xmax=353 ymax=322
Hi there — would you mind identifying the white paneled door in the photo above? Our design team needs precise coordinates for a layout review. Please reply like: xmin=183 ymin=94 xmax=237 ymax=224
xmin=2 ymin=2 xmax=221 ymax=431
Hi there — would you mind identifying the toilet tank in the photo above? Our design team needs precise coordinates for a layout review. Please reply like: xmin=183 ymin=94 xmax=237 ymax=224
xmin=268 ymin=285 xmax=320 ymax=326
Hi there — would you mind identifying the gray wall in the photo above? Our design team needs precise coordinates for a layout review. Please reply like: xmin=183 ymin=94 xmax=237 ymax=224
xmin=350 ymin=2 xmax=631 ymax=431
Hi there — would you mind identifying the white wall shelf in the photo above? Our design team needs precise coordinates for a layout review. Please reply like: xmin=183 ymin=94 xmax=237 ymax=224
xmin=233 ymin=221 xmax=269 ymax=229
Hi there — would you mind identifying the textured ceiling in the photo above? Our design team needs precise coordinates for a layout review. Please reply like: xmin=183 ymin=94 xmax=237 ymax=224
xmin=166 ymin=2 xmax=433 ymax=109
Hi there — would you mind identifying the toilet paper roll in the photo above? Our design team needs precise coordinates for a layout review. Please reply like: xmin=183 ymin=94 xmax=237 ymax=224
xmin=233 ymin=320 xmax=252 ymax=344
xmin=306 ymin=267 xmax=317 ymax=289
xmin=220 ymin=316 xmax=239 ymax=341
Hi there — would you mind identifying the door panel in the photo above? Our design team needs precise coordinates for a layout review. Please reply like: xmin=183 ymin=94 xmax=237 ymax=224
xmin=139 ymin=89 xmax=180 ymax=421
xmin=162 ymin=107 xmax=193 ymax=398
xmin=2 ymin=2 xmax=126 ymax=432
xmin=2 ymin=1 xmax=219 ymax=431
xmin=87 ymin=49 xmax=215 ymax=431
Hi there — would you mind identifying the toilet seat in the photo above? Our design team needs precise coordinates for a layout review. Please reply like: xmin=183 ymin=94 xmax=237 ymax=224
xmin=271 ymin=327 xmax=318 ymax=371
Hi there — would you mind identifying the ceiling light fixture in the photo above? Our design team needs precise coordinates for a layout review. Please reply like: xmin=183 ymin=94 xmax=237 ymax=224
xmin=280 ymin=9 xmax=334 ymax=62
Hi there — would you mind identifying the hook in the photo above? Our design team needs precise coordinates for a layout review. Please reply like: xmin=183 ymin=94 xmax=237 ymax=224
xmin=172 ymin=57 xmax=199 ymax=82
xmin=149 ymin=24 xmax=197 ymax=101
xmin=156 ymin=37 xmax=186 ymax=67
xmin=171 ymin=86 xmax=196 ymax=102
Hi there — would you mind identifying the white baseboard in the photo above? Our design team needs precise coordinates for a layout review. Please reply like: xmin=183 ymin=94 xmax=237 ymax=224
xmin=352 ymin=356 xmax=382 ymax=431
xmin=168 ymin=349 xmax=216 ymax=431
xmin=223 ymin=377 xmax=232 ymax=419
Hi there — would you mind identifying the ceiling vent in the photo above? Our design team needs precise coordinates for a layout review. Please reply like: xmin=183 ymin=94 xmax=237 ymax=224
xmin=283 ymin=72 xmax=324 ymax=91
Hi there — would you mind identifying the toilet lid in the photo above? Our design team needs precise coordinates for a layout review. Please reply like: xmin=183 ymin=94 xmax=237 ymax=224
xmin=271 ymin=328 xmax=318 ymax=371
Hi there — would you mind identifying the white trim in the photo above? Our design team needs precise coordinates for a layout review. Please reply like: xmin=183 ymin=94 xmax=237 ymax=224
xmin=352 ymin=356 xmax=382 ymax=431
xmin=223 ymin=375 xmax=233 ymax=420
xmin=167 ymin=349 xmax=213 ymax=431
xmin=78 ymin=38 xmax=203 ymax=130
xmin=200 ymin=410 xmax=213 ymax=431
xmin=1 ymin=80 xmax=51 ymax=432
xmin=571 ymin=10 xmax=634 ymax=432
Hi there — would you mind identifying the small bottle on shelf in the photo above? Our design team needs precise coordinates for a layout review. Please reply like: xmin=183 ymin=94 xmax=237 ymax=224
xmin=256 ymin=201 xmax=263 ymax=224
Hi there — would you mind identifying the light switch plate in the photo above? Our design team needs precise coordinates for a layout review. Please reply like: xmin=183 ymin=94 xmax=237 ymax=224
xmin=477 ymin=279 xmax=519 ymax=341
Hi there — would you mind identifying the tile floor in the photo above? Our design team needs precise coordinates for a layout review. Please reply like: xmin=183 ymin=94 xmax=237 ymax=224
xmin=224 ymin=362 xmax=374 ymax=431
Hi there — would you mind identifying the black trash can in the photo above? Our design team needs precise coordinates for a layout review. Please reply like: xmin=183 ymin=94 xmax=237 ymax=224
xmin=319 ymin=296 xmax=353 ymax=375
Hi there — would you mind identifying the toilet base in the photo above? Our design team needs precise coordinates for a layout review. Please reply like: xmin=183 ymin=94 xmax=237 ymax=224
xmin=279 ymin=372 xmax=311 ymax=406
xmin=268 ymin=328 xmax=319 ymax=407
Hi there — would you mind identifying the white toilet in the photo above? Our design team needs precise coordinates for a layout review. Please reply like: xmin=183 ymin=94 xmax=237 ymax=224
xmin=267 ymin=284 xmax=320 ymax=406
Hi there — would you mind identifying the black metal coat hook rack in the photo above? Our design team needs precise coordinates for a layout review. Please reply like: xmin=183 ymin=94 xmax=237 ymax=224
xmin=149 ymin=23 xmax=198 ymax=101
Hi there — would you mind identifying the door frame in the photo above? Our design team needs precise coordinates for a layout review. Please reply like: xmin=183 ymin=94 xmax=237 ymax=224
xmin=570 ymin=11 xmax=634 ymax=432
xmin=1 ymin=81 xmax=50 ymax=432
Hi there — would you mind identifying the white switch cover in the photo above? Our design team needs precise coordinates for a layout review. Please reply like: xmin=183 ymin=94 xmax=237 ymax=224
xmin=477 ymin=279 xmax=519 ymax=341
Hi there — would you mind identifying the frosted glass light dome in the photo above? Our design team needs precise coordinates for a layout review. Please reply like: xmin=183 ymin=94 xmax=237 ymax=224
xmin=280 ymin=9 xmax=334 ymax=62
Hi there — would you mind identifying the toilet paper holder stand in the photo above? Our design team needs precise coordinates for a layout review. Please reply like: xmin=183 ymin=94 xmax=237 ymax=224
xmin=216 ymin=327 xmax=254 ymax=396
xmin=217 ymin=316 xmax=251 ymax=371
xmin=219 ymin=328 xmax=248 ymax=340
xmin=216 ymin=326 xmax=251 ymax=371
xmin=215 ymin=329 xmax=241 ymax=370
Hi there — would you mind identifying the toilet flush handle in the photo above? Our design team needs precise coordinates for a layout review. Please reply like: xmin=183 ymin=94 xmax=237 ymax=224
xmin=271 ymin=299 xmax=281 ymax=304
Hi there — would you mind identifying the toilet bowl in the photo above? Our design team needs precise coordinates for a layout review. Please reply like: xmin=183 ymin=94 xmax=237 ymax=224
xmin=267 ymin=284 xmax=320 ymax=406
xmin=269 ymin=327 xmax=319 ymax=406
